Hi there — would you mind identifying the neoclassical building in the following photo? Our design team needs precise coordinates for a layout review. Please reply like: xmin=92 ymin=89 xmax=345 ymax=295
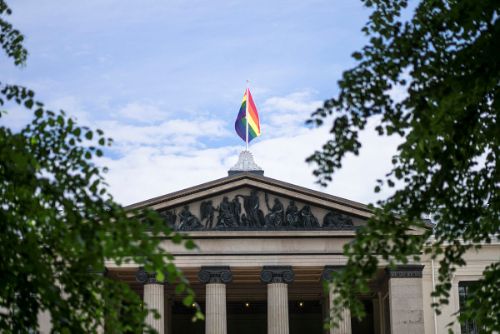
xmin=93 ymin=152 xmax=497 ymax=333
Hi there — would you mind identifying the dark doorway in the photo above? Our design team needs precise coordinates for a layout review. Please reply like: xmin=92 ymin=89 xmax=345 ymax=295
xmin=351 ymin=299 xmax=375 ymax=334
xmin=171 ymin=301 xmax=204 ymax=334
xmin=171 ymin=299 xmax=324 ymax=334
xmin=289 ymin=300 xmax=323 ymax=334
xmin=227 ymin=301 xmax=267 ymax=334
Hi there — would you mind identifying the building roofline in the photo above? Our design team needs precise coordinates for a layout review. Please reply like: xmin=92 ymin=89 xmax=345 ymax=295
xmin=125 ymin=172 xmax=434 ymax=231
xmin=124 ymin=172 xmax=373 ymax=214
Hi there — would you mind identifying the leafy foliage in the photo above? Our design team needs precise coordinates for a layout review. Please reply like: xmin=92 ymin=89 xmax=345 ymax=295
xmin=0 ymin=1 xmax=201 ymax=333
xmin=308 ymin=0 xmax=499 ymax=332
xmin=0 ymin=2 xmax=27 ymax=66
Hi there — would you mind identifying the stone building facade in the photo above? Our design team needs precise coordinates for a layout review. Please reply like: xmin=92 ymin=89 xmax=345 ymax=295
xmin=39 ymin=152 xmax=500 ymax=334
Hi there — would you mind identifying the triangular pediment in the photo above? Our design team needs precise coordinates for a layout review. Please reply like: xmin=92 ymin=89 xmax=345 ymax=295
xmin=126 ymin=173 xmax=372 ymax=232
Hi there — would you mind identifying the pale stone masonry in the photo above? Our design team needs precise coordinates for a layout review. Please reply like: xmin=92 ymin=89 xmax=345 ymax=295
xmin=199 ymin=266 xmax=232 ymax=334
xmin=136 ymin=268 xmax=165 ymax=334
xmin=323 ymin=266 xmax=352 ymax=334
xmin=267 ymin=283 xmax=290 ymax=334
xmin=38 ymin=172 xmax=500 ymax=333
xmin=386 ymin=266 xmax=425 ymax=334
xmin=261 ymin=266 xmax=295 ymax=334
xmin=205 ymin=283 xmax=227 ymax=334
xmin=143 ymin=284 xmax=165 ymax=334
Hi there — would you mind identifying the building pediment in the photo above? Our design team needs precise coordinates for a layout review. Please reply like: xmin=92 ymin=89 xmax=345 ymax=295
xmin=126 ymin=173 xmax=372 ymax=232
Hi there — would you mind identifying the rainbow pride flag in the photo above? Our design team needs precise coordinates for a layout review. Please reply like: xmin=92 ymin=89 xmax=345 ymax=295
xmin=235 ymin=88 xmax=261 ymax=144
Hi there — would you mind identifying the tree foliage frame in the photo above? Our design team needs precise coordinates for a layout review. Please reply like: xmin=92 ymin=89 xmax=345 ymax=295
xmin=308 ymin=0 xmax=499 ymax=332
xmin=0 ymin=1 xmax=201 ymax=333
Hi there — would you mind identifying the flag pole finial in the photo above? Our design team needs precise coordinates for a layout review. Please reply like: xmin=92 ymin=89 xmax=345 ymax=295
xmin=228 ymin=150 xmax=264 ymax=176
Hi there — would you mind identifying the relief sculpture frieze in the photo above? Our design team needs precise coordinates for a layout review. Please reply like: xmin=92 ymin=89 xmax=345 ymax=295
xmin=157 ymin=189 xmax=358 ymax=231
xmin=178 ymin=205 xmax=202 ymax=231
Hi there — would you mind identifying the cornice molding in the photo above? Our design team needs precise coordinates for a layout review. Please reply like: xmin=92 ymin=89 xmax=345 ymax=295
xmin=386 ymin=265 xmax=424 ymax=278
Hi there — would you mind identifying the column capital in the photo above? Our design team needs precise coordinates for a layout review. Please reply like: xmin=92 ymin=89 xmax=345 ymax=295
xmin=322 ymin=265 xmax=344 ymax=281
xmin=261 ymin=266 xmax=294 ymax=284
xmin=136 ymin=267 xmax=164 ymax=285
xmin=385 ymin=265 xmax=424 ymax=278
xmin=198 ymin=266 xmax=233 ymax=284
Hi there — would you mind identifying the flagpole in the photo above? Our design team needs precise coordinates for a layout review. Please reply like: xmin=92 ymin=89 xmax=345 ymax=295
xmin=245 ymin=81 xmax=249 ymax=151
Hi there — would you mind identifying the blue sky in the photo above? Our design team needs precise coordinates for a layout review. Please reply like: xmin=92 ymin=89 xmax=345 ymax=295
xmin=1 ymin=0 xmax=401 ymax=205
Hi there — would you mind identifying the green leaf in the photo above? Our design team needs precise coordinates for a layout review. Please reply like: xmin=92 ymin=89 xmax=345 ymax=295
xmin=184 ymin=239 xmax=196 ymax=250
xmin=24 ymin=99 xmax=33 ymax=109
xmin=182 ymin=295 xmax=194 ymax=307
xmin=352 ymin=51 xmax=363 ymax=60
xmin=156 ymin=270 xmax=165 ymax=282
xmin=172 ymin=234 xmax=182 ymax=244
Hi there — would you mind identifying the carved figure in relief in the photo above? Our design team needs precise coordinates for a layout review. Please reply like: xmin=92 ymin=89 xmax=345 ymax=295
xmin=264 ymin=193 xmax=285 ymax=228
xmin=216 ymin=196 xmax=238 ymax=228
xmin=236 ymin=190 xmax=264 ymax=227
xmin=231 ymin=197 xmax=241 ymax=225
xmin=240 ymin=213 xmax=249 ymax=227
xmin=299 ymin=205 xmax=319 ymax=228
xmin=322 ymin=211 xmax=353 ymax=229
xmin=285 ymin=200 xmax=300 ymax=227
xmin=200 ymin=200 xmax=217 ymax=229
xmin=159 ymin=210 xmax=177 ymax=228
xmin=177 ymin=205 xmax=202 ymax=231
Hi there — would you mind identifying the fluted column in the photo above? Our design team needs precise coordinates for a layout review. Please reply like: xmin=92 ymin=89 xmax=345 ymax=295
xmin=198 ymin=266 xmax=232 ymax=334
xmin=261 ymin=266 xmax=294 ymax=334
xmin=322 ymin=266 xmax=351 ymax=334
xmin=136 ymin=268 xmax=165 ymax=334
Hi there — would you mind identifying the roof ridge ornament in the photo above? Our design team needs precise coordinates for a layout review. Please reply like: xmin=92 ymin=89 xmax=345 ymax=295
xmin=228 ymin=150 xmax=264 ymax=176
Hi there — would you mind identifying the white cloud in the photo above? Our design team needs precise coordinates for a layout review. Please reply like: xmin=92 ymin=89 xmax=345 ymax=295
xmin=263 ymin=90 xmax=322 ymax=115
xmin=117 ymin=102 xmax=169 ymax=123
xmin=47 ymin=96 xmax=92 ymax=125
xmin=2 ymin=89 xmax=401 ymax=207
xmin=100 ymin=145 xmax=240 ymax=204
xmin=0 ymin=95 xmax=91 ymax=131
xmin=97 ymin=118 xmax=230 ymax=151
xmin=253 ymin=117 xmax=401 ymax=205
xmin=102 ymin=122 xmax=400 ymax=206
xmin=260 ymin=90 xmax=323 ymax=138
xmin=97 ymin=90 xmax=401 ymax=206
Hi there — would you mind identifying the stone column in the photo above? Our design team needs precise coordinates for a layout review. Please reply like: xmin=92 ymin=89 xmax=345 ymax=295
xmin=322 ymin=266 xmax=351 ymax=334
xmin=136 ymin=268 xmax=165 ymax=334
xmin=261 ymin=266 xmax=295 ymax=334
xmin=198 ymin=266 xmax=233 ymax=334
xmin=386 ymin=265 xmax=425 ymax=334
